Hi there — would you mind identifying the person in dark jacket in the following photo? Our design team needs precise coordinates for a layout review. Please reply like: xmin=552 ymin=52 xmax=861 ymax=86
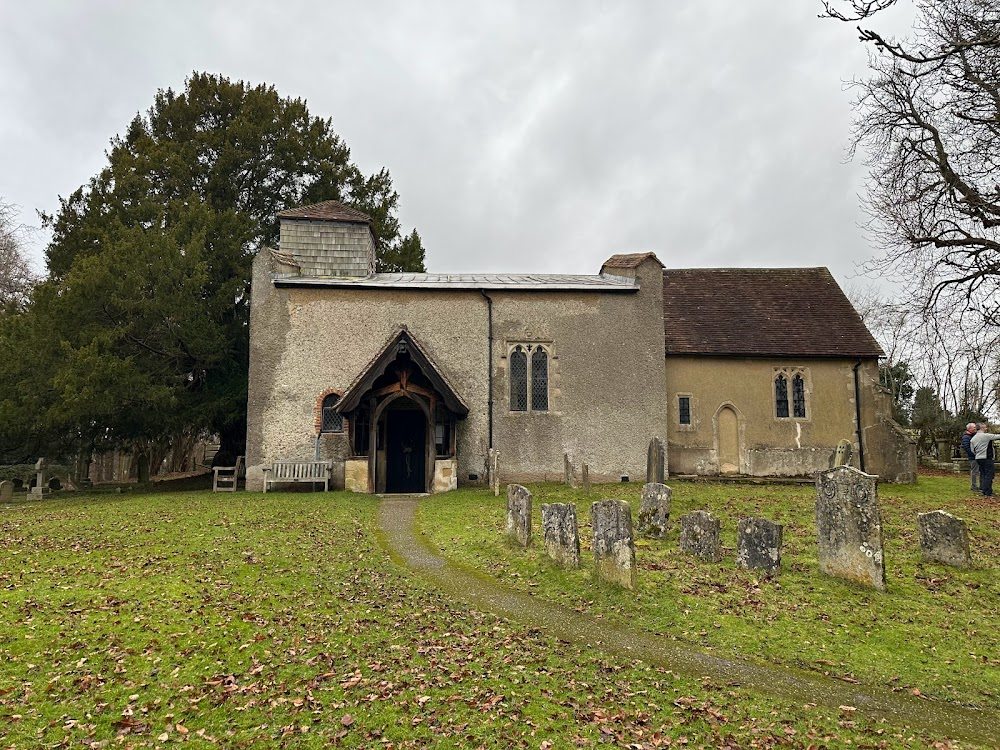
xmin=962 ymin=422 xmax=980 ymax=493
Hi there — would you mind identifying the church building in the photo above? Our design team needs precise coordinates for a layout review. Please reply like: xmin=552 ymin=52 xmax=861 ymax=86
xmin=245 ymin=201 xmax=915 ymax=493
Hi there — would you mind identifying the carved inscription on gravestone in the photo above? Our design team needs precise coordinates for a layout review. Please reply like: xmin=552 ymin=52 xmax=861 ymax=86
xmin=679 ymin=510 xmax=722 ymax=562
xmin=506 ymin=484 xmax=532 ymax=547
xmin=737 ymin=517 xmax=783 ymax=576
xmin=646 ymin=438 xmax=665 ymax=484
xmin=815 ymin=466 xmax=886 ymax=591
xmin=541 ymin=503 xmax=581 ymax=568
xmin=918 ymin=510 xmax=971 ymax=569
xmin=637 ymin=482 xmax=672 ymax=538
xmin=591 ymin=499 xmax=636 ymax=589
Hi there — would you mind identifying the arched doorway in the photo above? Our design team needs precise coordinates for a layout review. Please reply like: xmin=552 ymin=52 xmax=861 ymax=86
xmin=717 ymin=406 xmax=740 ymax=475
xmin=383 ymin=399 xmax=427 ymax=493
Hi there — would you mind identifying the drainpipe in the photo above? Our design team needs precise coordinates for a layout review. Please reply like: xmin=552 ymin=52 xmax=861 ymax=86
xmin=480 ymin=290 xmax=494 ymax=449
xmin=853 ymin=359 xmax=866 ymax=473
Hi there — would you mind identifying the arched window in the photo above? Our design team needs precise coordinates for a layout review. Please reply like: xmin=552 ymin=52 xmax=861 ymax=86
xmin=321 ymin=393 xmax=344 ymax=433
xmin=510 ymin=346 xmax=528 ymax=411
xmin=774 ymin=374 xmax=789 ymax=418
xmin=531 ymin=347 xmax=548 ymax=412
xmin=792 ymin=374 xmax=806 ymax=418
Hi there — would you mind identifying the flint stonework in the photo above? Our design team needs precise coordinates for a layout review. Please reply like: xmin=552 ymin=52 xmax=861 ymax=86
xmin=591 ymin=499 xmax=636 ymax=589
xmin=679 ymin=510 xmax=722 ymax=562
xmin=506 ymin=484 xmax=532 ymax=547
xmin=918 ymin=510 xmax=971 ymax=568
xmin=646 ymin=438 xmax=665 ymax=484
xmin=815 ymin=466 xmax=886 ymax=591
xmin=737 ymin=517 xmax=783 ymax=576
xmin=0 ymin=480 xmax=12 ymax=503
xmin=541 ymin=503 xmax=581 ymax=568
xmin=637 ymin=482 xmax=672 ymax=538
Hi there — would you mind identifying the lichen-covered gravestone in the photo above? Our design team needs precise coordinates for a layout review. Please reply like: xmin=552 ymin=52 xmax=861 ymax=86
xmin=736 ymin=517 xmax=783 ymax=576
xmin=679 ymin=510 xmax=722 ymax=562
xmin=815 ymin=466 xmax=886 ymax=591
xmin=591 ymin=499 xmax=636 ymax=588
xmin=563 ymin=454 xmax=578 ymax=488
xmin=917 ymin=510 xmax=971 ymax=568
xmin=506 ymin=484 xmax=532 ymax=547
xmin=541 ymin=503 xmax=581 ymax=568
xmin=833 ymin=439 xmax=853 ymax=467
xmin=646 ymin=438 xmax=665 ymax=484
xmin=0 ymin=480 xmax=12 ymax=503
xmin=637 ymin=482 xmax=672 ymax=538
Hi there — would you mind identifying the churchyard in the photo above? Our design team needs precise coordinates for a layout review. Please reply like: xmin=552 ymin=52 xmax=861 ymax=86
xmin=0 ymin=474 xmax=997 ymax=748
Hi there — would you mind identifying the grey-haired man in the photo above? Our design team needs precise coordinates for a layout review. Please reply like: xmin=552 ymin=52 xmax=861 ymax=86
xmin=962 ymin=422 xmax=980 ymax=492
xmin=970 ymin=423 xmax=999 ymax=498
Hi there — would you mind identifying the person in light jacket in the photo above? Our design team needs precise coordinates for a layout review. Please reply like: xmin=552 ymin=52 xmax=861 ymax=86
xmin=970 ymin=423 xmax=999 ymax=498
xmin=962 ymin=422 xmax=980 ymax=493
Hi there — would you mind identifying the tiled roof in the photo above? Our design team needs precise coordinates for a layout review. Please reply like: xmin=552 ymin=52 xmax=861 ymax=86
xmin=276 ymin=200 xmax=372 ymax=223
xmin=273 ymin=273 xmax=639 ymax=292
xmin=663 ymin=268 xmax=884 ymax=358
xmin=602 ymin=252 xmax=664 ymax=269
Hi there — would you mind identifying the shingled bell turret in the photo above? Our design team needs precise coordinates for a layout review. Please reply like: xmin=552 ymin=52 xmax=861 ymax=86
xmin=274 ymin=200 xmax=377 ymax=278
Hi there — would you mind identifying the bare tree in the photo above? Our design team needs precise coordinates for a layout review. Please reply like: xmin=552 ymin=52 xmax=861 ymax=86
xmin=0 ymin=199 xmax=37 ymax=308
xmin=821 ymin=0 xmax=901 ymax=22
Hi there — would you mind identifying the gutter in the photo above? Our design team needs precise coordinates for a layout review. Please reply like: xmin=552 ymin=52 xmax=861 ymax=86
xmin=480 ymin=290 xmax=494 ymax=450
xmin=853 ymin=359 xmax=866 ymax=473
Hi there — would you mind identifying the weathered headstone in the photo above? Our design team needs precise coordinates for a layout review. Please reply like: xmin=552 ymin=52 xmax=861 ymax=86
xmin=917 ymin=510 xmax=971 ymax=568
xmin=489 ymin=449 xmax=500 ymax=497
xmin=0 ymin=481 xmax=12 ymax=503
xmin=541 ymin=503 xmax=581 ymax=568
xmin=137 ymin=454 xmax=150 ymax=484
xmin=736 ymin=517 xmax=783 ymax=576
xmin=637 ymin=482 xmax=672 ymax=538
xmin=646 ymin=438 xmax=665 ymax=484
xmin=591 ymin=499 xmax=636 ymax=589
xmin=563 ymin=453 xmax=578 ymax=488
xmin=47 ymin=477 xmax=62 ymax=491
xmin=506 ymin=484 xmax=532 ymax=547
xmin=31 ymin=458 xmax=47 ymax=497
xmin=833 ymin=439 xmax=853 ymax=467
xmin=815 ymin=466 xmax=886 ymax=591
xmin=12 ymin=478 xmax=23 ymax=490
xmin=679 ymin=510 xmax=722 ymax=562
xmin=582 ymin=463 xmax=590 ymax=494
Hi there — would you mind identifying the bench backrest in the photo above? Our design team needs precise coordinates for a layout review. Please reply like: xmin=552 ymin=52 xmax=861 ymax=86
xmin=271 ymin=461 xmax=331 ymax=480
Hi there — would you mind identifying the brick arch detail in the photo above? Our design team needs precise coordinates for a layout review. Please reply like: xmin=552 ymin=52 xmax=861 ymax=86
xmin=314 ymin=388 xmax=347 ymax=435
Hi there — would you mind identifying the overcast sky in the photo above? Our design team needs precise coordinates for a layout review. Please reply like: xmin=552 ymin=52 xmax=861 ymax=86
xmin=0 ymin=1 xmax=916 ymax=287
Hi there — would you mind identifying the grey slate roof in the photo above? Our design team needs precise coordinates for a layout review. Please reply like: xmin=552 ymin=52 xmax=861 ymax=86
xmin=273 ymin=272 xmax=639 ymax=292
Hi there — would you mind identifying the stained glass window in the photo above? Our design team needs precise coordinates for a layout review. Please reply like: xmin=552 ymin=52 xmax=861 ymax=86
xmin=321 ymin=394 xmax=344 ymax=433
xmin=531 ymin=347 xmax=548 ymax=411
xmin=678 ymin=396 xmax=691 ymax=424
xmin=775 ymin=375 xmax=789 ymax=418
xmin=510 ymin=347 xmax=528 ymax=411
xmin=792 ymin=374 xmax=806 ymax=418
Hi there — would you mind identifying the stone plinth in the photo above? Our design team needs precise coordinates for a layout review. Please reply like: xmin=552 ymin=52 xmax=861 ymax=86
xmin=679 ymin=510 xmax=721 ymax=562
xmin=344 ymin=459 xmax=370 ymax=493
xmin=815 ymin=466 xmax=886 ymax=591
xmin=917 ymin=510 xmax=971 ymax=568
xmin=506 ymin=484 xmax=532 ymax=547
xmin=591 ymin=499 xmax=636 ymax=589
xmin=737 ymin=517 xmax=783 ymax=576
xmin=433 ymin=459 xmax=457 ymax=494
xmin=541 ymin=503 xmax=581 ymax=568
xmin=637 ymin=482 xmax=671 ymax=538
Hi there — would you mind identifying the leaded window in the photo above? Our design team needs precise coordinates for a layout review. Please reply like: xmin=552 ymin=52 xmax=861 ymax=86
xmin=792 ymin=374 xmax=806 ymax=418
xmin=321 ymin=394 xmax=344 ymax=433
xmin=531 ymin=347 xmax=548 ymax=412
xmin=510 ymin=347 xmax=528 ymax=411
xmin=775 ymin=375 xmax=789 ymax=418
xmin=678 ymin=396 xmax=691 ymax=425
xmin=353 ymin=404 xmax=371 ymax=455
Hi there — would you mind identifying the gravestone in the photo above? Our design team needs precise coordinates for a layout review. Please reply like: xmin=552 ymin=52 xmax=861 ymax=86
xmin=137 ymin=454 xmax=150 ymax=484
xmin=679 ymin=510 xmax=722 ymax=562
xmin=737 ymin=517 xmax=783 ymax=576
xmin=506 ymin=484 xmax=532 ymax=547
xmin=646 ymin=438 xmax=665 ymax=484
xmin=541 ymin=503 xmax=581 ymax=568
xmin=815 ymin=466 xmax=886 ymax=591
xmin=637 ymin=482 xmax=672 ymax=538
xmin=917 ymin=510 xmax=971 ymax=568
xmin=31 ymin=458 xmax=47 ymax=497
xmin=0 ymin=481 xmax=12 ymax=503
xmin=47 ymin=477 xmax=62 ymax=491
xmin=12 ymin=478 xmax=23 ymax=490
xmin=591 ymin=499 xmax=636 ymax=589
xmin=563 ymin=454 xmax=577 ymax=488
xmin=582 ymin=463 xmax=590 ymax=494
xmin=833 ymin=439 xmax=853 ymax=467
xmin=489 ymin=449 xmax=500 ymax=497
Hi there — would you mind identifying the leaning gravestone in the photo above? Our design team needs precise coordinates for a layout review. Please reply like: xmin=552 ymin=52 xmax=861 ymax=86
xmin=506 ymin=484 xmax=532 ymax=547
xmin=833 ymin=439 xmax=853 ymax=467
xmin=917 ymin=510 xmax=971 ymax=568
xmin=646 ymin=438 xmax=665 ymax=484
xmin=591 ymin=499 xmax=636 ymax=589
xmin=815 ymin=466 xmax=886 ymax=591
xmin=541 ymin=503 xmax=581 ymax=568
xmin=737 ymin=517 xmax=783 ymax=576
xmin=679 ymin=510 xmax=722 ymax=562
xmin=0 ymin=481 xmax=12 ymax=503
xmin=637 ymin=482 xmax=672 ymax=538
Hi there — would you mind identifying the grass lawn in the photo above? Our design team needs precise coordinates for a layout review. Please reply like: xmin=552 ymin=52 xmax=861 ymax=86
xmin=0 ymin=479 xmax=995 ymax=748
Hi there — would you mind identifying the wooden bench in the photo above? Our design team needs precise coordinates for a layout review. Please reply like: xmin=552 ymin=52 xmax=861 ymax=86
xmin=262 ymin=460 xmax=332 ymax=493
xmin=212 ymin=456 xmax=245 ymax=492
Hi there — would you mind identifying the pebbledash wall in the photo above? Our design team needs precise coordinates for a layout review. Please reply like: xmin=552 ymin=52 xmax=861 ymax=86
xmin=245 ymin=251 xmax=669 ymax=492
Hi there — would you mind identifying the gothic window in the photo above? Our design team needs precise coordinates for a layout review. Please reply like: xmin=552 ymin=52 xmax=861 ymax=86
xmin=678 ymin=396 xmax=691 ymax=425
xmin=531 ymin=347 xmax=549 ymax=412
xmin=321 ymin=394 xmax=344 ymax=433
xmin=510 ymin=347 xmax=528 ymax=412
xmin=792 ymin=374 xmax=806 ymax=418
xmin=775 ymin=374 xmax=789 ymax=418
